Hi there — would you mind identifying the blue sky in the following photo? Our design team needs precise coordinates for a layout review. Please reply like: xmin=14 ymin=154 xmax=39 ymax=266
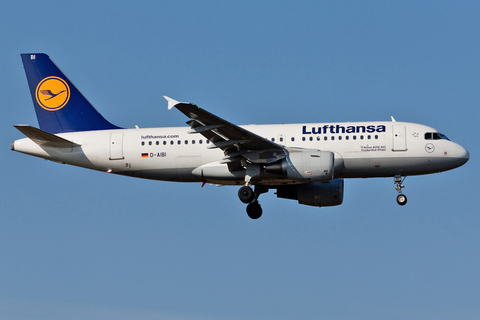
xmin=1 ymin=1 xmax=479 ymax=319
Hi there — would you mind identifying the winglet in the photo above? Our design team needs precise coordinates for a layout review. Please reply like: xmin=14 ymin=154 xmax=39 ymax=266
xmin=164 ymin=96 xmax=180 ymax=110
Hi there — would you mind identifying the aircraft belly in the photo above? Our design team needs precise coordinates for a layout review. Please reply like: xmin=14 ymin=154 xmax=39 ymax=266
xmin=121 ymin=168 xmax=202 ymax=182
xmin=339 ymin=156 xmax=455 ymax=178
xmin=176 ymin=155 xmax=202 ymax=181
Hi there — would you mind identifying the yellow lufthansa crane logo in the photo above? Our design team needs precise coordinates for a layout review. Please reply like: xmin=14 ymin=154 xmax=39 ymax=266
xmin=35 ymin=76 xmax=70 ymax=111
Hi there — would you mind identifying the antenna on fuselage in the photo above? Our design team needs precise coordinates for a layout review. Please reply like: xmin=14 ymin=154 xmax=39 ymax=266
xmin=391 ymin=116 xmax=396 ymax=122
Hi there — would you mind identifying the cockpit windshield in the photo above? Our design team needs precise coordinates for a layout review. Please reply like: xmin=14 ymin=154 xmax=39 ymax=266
xmin=425 ymin=132 xmax=450 ymax=141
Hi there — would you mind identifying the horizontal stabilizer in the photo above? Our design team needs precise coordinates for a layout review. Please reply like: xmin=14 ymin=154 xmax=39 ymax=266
xmin=14 ymin=125 xmax=81 ymax=148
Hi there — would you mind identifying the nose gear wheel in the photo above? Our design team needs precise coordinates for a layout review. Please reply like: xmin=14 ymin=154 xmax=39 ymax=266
xmin=394 ymin=175 xmax=407 ymax=206
xmin=396 ymin=194 xmax=407 ymax=206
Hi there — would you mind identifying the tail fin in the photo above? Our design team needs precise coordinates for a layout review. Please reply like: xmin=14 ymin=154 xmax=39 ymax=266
xmin=21 ymin=53 xmax=121 ymax=133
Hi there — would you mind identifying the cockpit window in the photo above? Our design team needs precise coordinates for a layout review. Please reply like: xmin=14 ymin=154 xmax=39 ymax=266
xmin=437 ymin=133 xmax=450 ymax=141
xmin=425 ymin=132 xmax=450 ymax=141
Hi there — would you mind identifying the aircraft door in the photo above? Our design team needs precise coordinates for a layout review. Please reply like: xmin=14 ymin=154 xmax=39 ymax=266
xmin=109 ymin=132 xmax=124 ymax=160
xmin=392 ymin=125 xmax=407 ymax=151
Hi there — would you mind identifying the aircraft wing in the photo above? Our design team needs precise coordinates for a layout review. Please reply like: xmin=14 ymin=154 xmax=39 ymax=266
xmin=165 ymin=96 xmax=281 ymax=150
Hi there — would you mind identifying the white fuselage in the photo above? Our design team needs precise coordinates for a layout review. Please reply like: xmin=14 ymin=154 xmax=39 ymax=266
xmin=12 ymin=121 xmax=469 ymax=185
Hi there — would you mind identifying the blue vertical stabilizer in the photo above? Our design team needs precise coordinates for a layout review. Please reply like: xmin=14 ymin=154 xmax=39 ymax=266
xmin=21 ymin=53 xmax=121 ymax=133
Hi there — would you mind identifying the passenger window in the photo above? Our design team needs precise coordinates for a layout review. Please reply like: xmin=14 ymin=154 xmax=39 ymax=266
xmin=185 ymin=140 xmax=188 ymax=145
xmin=375 ymin=135 xmax=378 ymax=139
xmin=280 ymin=137 xmax=283 ymax=142
xmin=331 ymin=136 xmax=335 ymax=140
xmin=163 ymin=141 xmax=166 ymax=145
xmin=271 ymin=138 xmax=275 ymax=142
xmin=346 ymin=136 xmax=349 ymax=140
xmin=367 ymin=135 xmax=371 ymax=139
xmin=156 ymin=141 xmax=159 ymax=145
xmin=317 ymin=136 xmax=321 ymax=141
xmin=302 ymin=137 xmax=306 ymax=141
xmin=353 ymin=136 xmax=357 ymax=140
xmin=324 ymin=136 xmax=327 ymax=141
xmin=199 ymin=140 xmax=203 ymax=144
xmin=192 ymin=140 xmax=195 ymax=144
xmin=177 ymin=140 xmax=181 ymax=145
xmin=291 ymin=137 xmax=295 ymax=142
xmin=339 ymin=136 xmax=342 ymax=140
xmin=360 ymin=135 xmax=364 ymax=140
xmin=149 ymin=141 xmax=152 ymax=146
xmin=170 ymin=141 xmax=174 ymax=145
xmin=206 ymin=140 xmax=210 ymax=144
xmin=309 ymin=137 xmax=313 ymax=141
xmin=141 ymin=141 xmax=145 ymax=146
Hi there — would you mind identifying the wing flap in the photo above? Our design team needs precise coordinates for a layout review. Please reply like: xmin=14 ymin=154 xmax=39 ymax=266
xmin=187 ymin=124 xmax=225 ymax=134
xmin=207 ymin=139 xmax=250 ymax=149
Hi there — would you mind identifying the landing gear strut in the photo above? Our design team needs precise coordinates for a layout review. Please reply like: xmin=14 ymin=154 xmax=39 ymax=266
xmin=394 ymin=175 xmax=407 ymax=206
xmin=238 ymin=185 xmax=268 ymax=219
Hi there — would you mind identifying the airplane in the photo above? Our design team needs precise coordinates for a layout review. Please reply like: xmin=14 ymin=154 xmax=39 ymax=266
xmin=11 ymin=53 xmax=470 ymax=219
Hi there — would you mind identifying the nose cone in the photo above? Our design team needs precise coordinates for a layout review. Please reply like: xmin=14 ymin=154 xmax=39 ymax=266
xmin=455 ymin=144 xmax=470 ymax=167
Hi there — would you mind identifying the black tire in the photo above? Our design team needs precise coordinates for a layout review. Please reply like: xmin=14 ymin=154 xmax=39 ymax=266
xmin=247 ymin=202 xmax=263 ymax=219
xmin=397 ymin=194 xmax=407 ymax=206
xmin=238 ymin=186 xmax=255 ymax=204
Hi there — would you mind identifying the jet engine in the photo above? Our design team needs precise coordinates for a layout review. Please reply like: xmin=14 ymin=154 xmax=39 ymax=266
xmin=276 ymin=179 xmax=344 ymax=207
xmin=265 ymin=148 xmax=334 ymax=182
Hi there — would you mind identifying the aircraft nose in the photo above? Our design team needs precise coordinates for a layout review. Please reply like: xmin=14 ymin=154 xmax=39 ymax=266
xmin=455 ymin=144 xmax=469 ymax=166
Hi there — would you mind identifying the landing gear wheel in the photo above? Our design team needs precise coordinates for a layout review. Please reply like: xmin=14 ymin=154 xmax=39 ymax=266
xmin=246 ymin=201 xmax=263 ymax=219
xmin=238 ymin=186 xmax=255 ymax=204
xmin=397 ymin=194 xmax=407 ymax=206
xmin=394 ymin=175 xmax=407 ymax=206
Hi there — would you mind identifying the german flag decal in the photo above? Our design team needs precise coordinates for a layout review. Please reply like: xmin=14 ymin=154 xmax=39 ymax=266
xmin=141 ymin=153 xmax=149 ymax=158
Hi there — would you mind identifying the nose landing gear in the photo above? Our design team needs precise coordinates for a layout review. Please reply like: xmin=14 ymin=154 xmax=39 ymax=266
xmin=396 ymin=193 xmax=407 ymax=206
xmin=394 ymin=175 xmax=407 ymax=206
xmin=238 ymin=185 xmax=268 ymax=219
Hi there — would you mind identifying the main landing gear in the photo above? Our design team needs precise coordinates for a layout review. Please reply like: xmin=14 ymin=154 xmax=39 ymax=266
xmin=394 ymin=175 xmax=407 ymax=206
xmin=238 ymin=185 xmax=267 ymax=219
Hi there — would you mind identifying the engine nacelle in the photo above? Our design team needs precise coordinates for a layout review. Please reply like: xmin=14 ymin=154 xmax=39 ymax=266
xmin=276 ymin=179 xmax=344 ymax=207
xmin=265 ymin=148 xmax=334 ymax=182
